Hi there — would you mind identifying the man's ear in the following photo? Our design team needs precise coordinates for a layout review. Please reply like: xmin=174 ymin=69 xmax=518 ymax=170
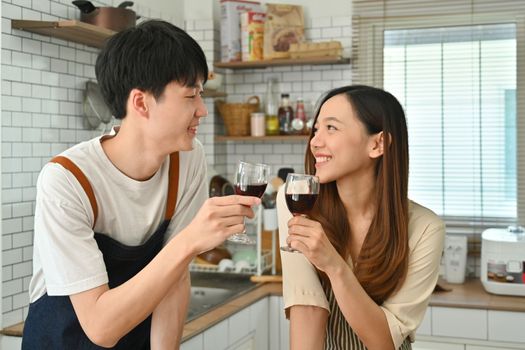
xmin=128 ymin=88 xmax=150 ymax=118
xmin=369 ymin=131 xmax=389 ymax=159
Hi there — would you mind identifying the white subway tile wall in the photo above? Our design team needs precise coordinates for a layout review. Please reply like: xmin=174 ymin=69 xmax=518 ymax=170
xmin=0 ymin=0 xmax=182 ymax=327
xmin=217 ymin=16 xmax=353 ymax=182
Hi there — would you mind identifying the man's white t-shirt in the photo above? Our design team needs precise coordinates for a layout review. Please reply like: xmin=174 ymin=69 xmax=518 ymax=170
xmin=29 ymin=134 xmax=208 ymax=302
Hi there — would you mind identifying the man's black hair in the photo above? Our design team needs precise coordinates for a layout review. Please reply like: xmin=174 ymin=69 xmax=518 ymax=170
xmin=95 ymin=20 xmax=208 ymax=119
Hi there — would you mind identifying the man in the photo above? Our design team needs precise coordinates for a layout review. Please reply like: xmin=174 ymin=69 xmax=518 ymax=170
xmin=22 ymin=20 xmax=259 ymax=349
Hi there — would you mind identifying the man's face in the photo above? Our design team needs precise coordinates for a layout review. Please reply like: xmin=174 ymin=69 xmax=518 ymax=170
xmin=146 ymin=80 xmax=208 ymax=152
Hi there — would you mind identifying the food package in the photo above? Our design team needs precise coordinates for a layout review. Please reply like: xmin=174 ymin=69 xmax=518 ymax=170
xmin=289 ymin=41 xmax=343 ymax=59
xmin=241 ymin=11 xmax=266 ymax=61
xmin=220 ymin=0 xmax=262 ymax=62
xmin=263 ymin=3 xmax=305 ymax=60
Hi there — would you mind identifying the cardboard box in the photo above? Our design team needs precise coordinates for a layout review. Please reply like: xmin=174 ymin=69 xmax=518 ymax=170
xmin=220 ymin=0 xmax=262 ymax=62
xmin=241 ymin=11 xmax=266 ymax=61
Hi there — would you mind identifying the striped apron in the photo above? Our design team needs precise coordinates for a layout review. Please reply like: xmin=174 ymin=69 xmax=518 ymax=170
xmin=22 ymin=153 xmax=179 ymax=349
xmin=322 ymin=280 xmax=412 ymax=350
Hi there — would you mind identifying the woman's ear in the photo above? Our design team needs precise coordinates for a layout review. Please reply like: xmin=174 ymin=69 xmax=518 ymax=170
xmin=369 ymin=131 xmax=389 ymax=158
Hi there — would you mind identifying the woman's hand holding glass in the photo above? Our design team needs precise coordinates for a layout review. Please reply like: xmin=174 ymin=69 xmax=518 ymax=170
xmin=285 ymin=216 xmax=342 ymax=273
xmin=280 ymin=173 xmax=320 ymax=253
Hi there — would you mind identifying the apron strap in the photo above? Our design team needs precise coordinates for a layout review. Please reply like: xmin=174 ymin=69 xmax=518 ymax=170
xmin=165 ymin=152 xmax=180 ymax=220
xmin=50 ymin=152 xmax=180 ymax=228
xmin=50 ymin=156 xmax=99 ymax=228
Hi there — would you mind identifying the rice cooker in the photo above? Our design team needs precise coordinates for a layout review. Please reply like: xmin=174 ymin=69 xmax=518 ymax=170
xmin=481 ymin=226 xmax=525 ymax=296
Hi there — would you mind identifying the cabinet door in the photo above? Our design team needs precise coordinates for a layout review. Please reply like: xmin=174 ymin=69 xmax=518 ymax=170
xmin=432 ymin=307 xmax=487 ymax=340
xmin=250 ymin=298 xmax=269 ymax=350
xmin=181 ymin=334 xmax=204 ymax=350
xmin=229 ymin=335 xmax=256 ymax=350
xmin=203 ymin=319 xmax=228 ymax=350
xmin=269 ymin=295 xmax=290 ymax=350
xmin=228 ymin=306 xmax=252 ymax=345
xmin=278 ymin=296 xmax=290 ymax=350
xmin=412 ymin=340 xmax=464 ymax=350
xmin=488 ymin=310 xmax=525 ymax=343
xmin=0 ymin=335 xmax=22 ymax=350
xmin=269 ymin=296 xmax=281 ymax=350
xmin=466 ymin=346 xmax=515 ymax=350
xmin=417 ymin=307 xmax=432 ymax=336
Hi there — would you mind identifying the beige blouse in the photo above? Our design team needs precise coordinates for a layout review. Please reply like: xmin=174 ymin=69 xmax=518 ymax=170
xmin=278 ymin=187 xmax=446 ymax=349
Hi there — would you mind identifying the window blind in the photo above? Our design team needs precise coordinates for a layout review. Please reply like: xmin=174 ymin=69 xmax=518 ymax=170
xmin=352 ymin=0 xmax=525 ymax=233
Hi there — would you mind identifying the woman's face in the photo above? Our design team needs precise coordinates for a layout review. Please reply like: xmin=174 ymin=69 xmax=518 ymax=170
xmin=310 ymin=94 xmax=378 ymax=184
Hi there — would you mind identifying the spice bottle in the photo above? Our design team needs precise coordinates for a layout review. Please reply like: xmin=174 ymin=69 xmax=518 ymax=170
xmin=291 ymin=97 xmax=306 ymax=134
xmin=278 ymin=93 xmax=293 ymax=135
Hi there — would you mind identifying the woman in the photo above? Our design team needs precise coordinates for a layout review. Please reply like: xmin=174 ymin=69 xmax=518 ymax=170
xmin=278 ymin=85 xmax=445 ymax=350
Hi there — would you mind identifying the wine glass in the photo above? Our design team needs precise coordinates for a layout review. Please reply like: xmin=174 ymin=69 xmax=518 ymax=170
xmin=280 ymin=173 xmax=320 ymax=252
xmin=228 ymin=161 xmax=270 ymax=244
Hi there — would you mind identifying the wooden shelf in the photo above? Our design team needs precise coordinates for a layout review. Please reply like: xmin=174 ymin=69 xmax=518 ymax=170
xmin=202 ymin=89 xmax=227 ymax=98
xmin=215 ymin=135 xmax=309 ymax=142
xmin=214 ymin=56 xmax=350 ymax=70
xmin=11 ymin=20 xmax=115 ymax=49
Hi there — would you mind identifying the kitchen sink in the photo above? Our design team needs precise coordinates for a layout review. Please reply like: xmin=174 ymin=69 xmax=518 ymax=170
xmin=187 ymin=272 xmax=256 ymax=321
xmin=188 ymin=286 xmax=236 ymax=320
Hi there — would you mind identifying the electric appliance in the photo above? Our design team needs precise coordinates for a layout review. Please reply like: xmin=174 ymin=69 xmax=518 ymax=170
xmin=481 ymin=226 xmax=525 ymax=296
xmin=444 ymin=235 xmax=467 ymax=284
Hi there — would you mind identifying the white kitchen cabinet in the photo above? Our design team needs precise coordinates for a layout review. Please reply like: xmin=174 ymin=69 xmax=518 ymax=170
xmin=229 ymin=336 xmax=255 ymax=350
xmin=228 ymin=306 xmax=252 ymax=345
xmin=269 ymin=295 xmax=289 ymax=350
xmin=278 ymin=297 xmax=290 ymax=350
xmin=488 ymin=310 xmax=525 ymax=343
xmin=418 ymin=307 xmax=432 ymax=336
xmin=416 ymin=306 xmax=525 ymax=350
xmin=432 ymin=307 xmax=487 ymax=340
xmin=413 ymin=340 xmax=464 ymax=350
xmin=269 ymin=296 xmax=281 ymax=350
xmin=250 ymin=297 xmax=269 ymax=350
xmin=0 ymin=335 xmax=22 ymax=350
xmin=183 ymin=297 xmax=270 ymax=350
xmin=466 ymin=345 xmax=516 ymax=350
xmin=181 ymin=333 xmax=204 ymax=350
xmin=203 ymin=319 xmax=228 ymax=350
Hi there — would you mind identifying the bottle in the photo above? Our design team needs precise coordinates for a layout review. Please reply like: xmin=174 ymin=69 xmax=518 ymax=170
xmin=305 ymin=99 xmax=315 ymax=134
xmin=278 ymin=93 xmax=293 ymax=135
xmin=291 ymin=97 xmax=306 ymax=134
xmin=264 ymin=79 xmax=279 ymax=136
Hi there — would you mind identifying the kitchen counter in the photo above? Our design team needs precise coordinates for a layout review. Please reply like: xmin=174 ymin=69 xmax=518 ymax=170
xmin=430 ymin=278 xmax=525 ymax=312
xmin=2 ymin=279 xmax=523 ymax=339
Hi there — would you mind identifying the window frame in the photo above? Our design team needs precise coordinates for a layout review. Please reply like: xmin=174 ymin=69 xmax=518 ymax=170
xmin=352 ymin=12 xmax=525 ymax=232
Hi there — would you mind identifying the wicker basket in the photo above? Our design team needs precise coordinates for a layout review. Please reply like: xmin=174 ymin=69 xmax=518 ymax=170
xmin=216 ymin=96 xmax=260 ymax=136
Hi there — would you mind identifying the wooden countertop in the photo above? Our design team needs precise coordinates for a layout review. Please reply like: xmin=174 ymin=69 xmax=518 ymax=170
xmin=2 ymin=279 xmax=523 ymax=339
xmin=429 ymin=279 xmax=525 ymax=312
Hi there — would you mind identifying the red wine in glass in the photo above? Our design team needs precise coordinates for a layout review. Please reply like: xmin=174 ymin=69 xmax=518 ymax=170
xmin=235 ymin=183 xmax=267 ymax=198
xmin=281 ymin=173 xmax=320 ymax=252
xmin=285 ymin=193 xmax=318 ymax=215
xmin=228 ymin=161 xmax=270 ymax=245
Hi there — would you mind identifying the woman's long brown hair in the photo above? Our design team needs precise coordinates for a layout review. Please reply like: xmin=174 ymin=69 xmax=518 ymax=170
xmin=305 ymin=85 xmax=409 ymax=305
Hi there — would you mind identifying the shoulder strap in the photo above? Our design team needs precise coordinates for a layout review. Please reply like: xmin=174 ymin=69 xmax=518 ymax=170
xmin=50 ymin=152 xmax=180 ymax=227
xmin=165 ymin=152 xmax=180 ymax=221
xmin=50 ymin=156 xmax=98 ymax=228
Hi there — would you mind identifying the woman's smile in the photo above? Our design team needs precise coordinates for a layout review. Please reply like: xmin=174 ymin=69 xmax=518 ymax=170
xmin=314 ymin=154 xmax=333 ymax=167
